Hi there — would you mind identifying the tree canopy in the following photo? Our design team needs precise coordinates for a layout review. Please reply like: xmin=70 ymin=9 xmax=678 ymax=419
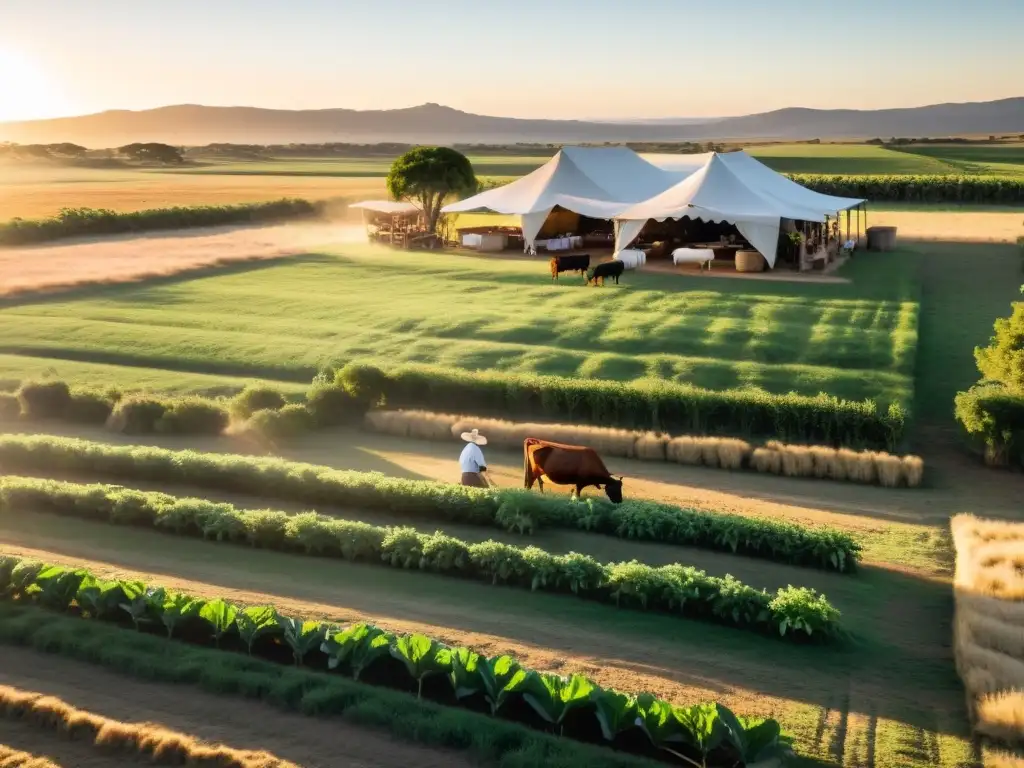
xmin=119 ymin=143 xmax=184 ymax=165
xmin=386 ymin=147 xmax=477 ymax=234
xmin=975 ymin=287 xmax=1024 ymax=392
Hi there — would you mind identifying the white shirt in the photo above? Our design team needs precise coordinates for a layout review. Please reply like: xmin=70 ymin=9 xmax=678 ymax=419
xmin=459 ymin=443 xmax=486 ymax=473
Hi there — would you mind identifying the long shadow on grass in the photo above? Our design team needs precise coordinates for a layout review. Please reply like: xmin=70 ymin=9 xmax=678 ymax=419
xmin=0 ymin=510 xmax=964 ymax=739
xmin=0 ymin=253 xmax=336 ymax=311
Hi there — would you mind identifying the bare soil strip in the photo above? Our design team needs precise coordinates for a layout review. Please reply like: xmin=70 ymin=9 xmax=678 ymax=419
xmin=0 ymin=647 xmax=471 ymax=768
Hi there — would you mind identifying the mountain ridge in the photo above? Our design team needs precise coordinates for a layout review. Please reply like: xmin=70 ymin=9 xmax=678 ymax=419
xmin=2 ymin=98 xmax=1022 ymax=147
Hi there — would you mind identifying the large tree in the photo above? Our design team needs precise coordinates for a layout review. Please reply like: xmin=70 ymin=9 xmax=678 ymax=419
xmin=386 ymin=147 xmax=477 ymax=234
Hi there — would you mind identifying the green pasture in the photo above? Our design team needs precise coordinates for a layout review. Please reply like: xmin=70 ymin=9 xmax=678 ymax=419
xmin=889 ymin=143 xmax=1024 ymax=177
xmin=746 ymin=144 xmax=957 ymax=175
xmin=0 ymin=244 xmax=919 ymax=407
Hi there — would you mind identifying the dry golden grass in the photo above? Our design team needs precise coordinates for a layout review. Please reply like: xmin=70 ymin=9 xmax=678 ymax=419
xmin=0 ymin=745 xmax=58 ymax=768
xmin=954 ymin=514 xmax=1024 ymax=748
xmin=364 ymin=409 xmax=925 ymax=485
xmin=0 ymin=223 xmax=364 ymax=298
xmin=0 ymin=683 xmax=297 ymax=767
xmin=984 ymin=748 xmax=1024 ymax=768
xmin=0 ymin=167 xmax=386 ymax=220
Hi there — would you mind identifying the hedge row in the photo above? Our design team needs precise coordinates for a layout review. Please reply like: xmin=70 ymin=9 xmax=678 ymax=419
xmin=0 ymin=434 xmax=862 ymax=572
xmin=954 ymin=382 xmax=1024 ymax=468
xmin=791 ymin=174 xmax=1024 ymax=204
xmin=1 ymin=378 xmax=366 ymax=438
xmin=0 ymin=199 xmax=319 ymax=246
xmin=0 ymin=476 xmax=842 ymax=639
xmin=342 ymin=362 xmax=907 ymax=450
xmin=367 ymin=409 xmax=925 ymax=488
xmin=0 ymin=561 xmax=790 ymax=768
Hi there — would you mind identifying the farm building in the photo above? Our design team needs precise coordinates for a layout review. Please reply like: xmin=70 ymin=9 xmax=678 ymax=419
xmin=349 ymin=200 xmax=426 ymax=248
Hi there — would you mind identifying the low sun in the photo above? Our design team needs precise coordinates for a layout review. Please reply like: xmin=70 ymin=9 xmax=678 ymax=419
xmin=0 ymin=48 xmax=68 ymax=122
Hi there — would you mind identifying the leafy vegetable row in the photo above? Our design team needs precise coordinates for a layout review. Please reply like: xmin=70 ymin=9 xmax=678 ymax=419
xmin=0 ymin=556 xmax=790 ymax=768
xmin=0 ymin=434 xmax=861 ymax=572
xmin=0 ymin=476 xmax=842 ymax=639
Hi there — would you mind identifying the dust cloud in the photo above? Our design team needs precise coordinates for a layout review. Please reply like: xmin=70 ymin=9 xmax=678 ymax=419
xmin=0 ymin=222 xmax=365 ymax=297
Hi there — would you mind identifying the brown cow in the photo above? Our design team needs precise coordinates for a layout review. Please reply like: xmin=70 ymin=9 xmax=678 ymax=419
xmin=523 ymin=437 xmax=623 ymax=503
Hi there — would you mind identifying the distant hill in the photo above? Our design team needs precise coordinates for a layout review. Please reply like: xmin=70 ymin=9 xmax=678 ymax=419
xmin=1 ymin=98 xmax=1022 ymax=147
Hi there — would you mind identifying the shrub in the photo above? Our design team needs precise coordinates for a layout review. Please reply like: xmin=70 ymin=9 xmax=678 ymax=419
xmin=229 ymin=384 xmax=287 ymax=420
xmin=106 ymin=396 xmax=168 ymax=434
xmin=0 ymin=435 xmax=863 ymax=572
xmin=974 ymin=300 xmax=1024 ymax=392
xmin=66 ymin=389 xmax=117 ymax=424
xmin=306 ymin=383 xmax=365 ymax=428
xmin=955 ymin=382 xmax=1024 ymax=467
xmin=244 ymin=404 xmax=312 ymax=442
xmin=337 ymin=362 xmax=388 ymax=408
xmin=155 ymin=397 xmax=230 ymax=435
xmin=0 ymin=393 xmax=19 ymax=420
xmin=16 ymin=380 xmax=72 ymax=420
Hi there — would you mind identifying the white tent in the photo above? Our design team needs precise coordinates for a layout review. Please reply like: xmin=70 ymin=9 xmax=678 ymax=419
xmin=441 ymin=147 xmax=683 ymax=252
xmin=614 ymin=152 xmax=864 ymax=268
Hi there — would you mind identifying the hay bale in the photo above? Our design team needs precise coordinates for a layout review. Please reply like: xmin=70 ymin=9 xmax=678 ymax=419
xmin=839 ymin=448 xmax=875 ymax=484
xmin=716 ymin=438 xmax=751 ymax=470
xmin=699 ymin=438 xmax=721 ymax=468
xmin=809 ymin=446 xmax=836 ymax=479
xmin=874 ymin=453 xmax=904 ymax=488
xmin=751 ymin=447 xmax=782 ymax=474
xmin=902 ymin=455 xmax=925 ymax=488
xmin=779 ymin=445 xmax=814 ymax=477
xmin=634 ymin=432 xmax=668 ymax=461
xmin=667 ymin=436 xmax=704 ymax=465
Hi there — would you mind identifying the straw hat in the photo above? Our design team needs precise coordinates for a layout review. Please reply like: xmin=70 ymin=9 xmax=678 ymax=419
xmin=460 ymin=428 xmax=487 ymax=446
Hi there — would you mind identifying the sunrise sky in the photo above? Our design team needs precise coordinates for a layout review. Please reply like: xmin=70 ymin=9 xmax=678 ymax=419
xmin=1 ymin=0 xmax=1022 ymax=123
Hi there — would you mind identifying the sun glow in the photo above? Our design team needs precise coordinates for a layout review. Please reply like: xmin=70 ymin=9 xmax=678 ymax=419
xmin=0 ymin=48 xmax=70 ymax=122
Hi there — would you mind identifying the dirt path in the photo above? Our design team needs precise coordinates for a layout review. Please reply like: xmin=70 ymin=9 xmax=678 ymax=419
xmin=0 ymin=647 xmax=471 ymax=768
xmin=0 ymin=223 xmax=365 ymax=298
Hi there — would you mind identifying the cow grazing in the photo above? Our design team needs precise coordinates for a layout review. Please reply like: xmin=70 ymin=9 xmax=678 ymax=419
xmin=550 ymin=253 xmax=591 ymax=281
xmin=523 ymin=437 xmax=623 ymax=503
xmin=586 ymin=260 xmax=625 ymax=286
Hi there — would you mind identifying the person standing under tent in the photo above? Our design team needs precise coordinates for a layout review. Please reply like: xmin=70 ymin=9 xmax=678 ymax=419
xmin=459 ymin=429 xmax=489 ymax=487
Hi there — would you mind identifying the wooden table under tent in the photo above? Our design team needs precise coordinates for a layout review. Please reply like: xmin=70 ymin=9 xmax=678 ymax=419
xmin=612 ymin=151 xmax=867 ymax=274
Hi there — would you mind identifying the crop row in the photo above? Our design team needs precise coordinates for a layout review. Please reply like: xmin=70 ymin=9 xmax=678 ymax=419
xmin=367 ymin=409 xmax=925 ymax=488
xmin=0 ymin=744 xmax=57 ymax=768
xmin=0 ymin=434 xmax=862 ymax=572
xmin=0 ymin=682 xmax=293 ymax=767
xmin=792 ymin=174 xmax=1024 ymax=203
xmin=0 ymin=476 xmax=842 ymax=639
xmin=0 ymin=199 xmax=319 ymax=246
xmin=0 ymin=557 xmax=790 ymax=767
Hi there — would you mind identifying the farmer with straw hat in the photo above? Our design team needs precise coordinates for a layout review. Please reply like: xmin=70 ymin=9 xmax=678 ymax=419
xmin=459 ymin=428 xmax=489 ymax=488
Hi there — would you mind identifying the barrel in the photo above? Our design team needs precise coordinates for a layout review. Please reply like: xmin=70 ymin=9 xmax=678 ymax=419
xmin=735 ymin=250 xmax=765 ymax=272
xmin=866 ymin=226 xmax=897 ymax=251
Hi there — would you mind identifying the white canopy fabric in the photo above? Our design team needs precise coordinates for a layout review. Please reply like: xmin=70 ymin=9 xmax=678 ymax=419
xmin=442 ymin=147 xmax=684 ymax=251
xmin=614 ymin=152 xmax=865 ymax=268
xmin=349 ymin=200 xmax=421 ymax=214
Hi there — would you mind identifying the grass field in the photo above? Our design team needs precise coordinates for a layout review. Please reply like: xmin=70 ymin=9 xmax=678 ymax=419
xmin=0 ymin=242 xmax=920 ymax=408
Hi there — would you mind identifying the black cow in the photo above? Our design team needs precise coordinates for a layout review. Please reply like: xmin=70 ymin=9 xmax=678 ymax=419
xmin=550 ymin=253 xmax=590 ymax=281
xmin=586 ymin=260 xmax=625 ymax=286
